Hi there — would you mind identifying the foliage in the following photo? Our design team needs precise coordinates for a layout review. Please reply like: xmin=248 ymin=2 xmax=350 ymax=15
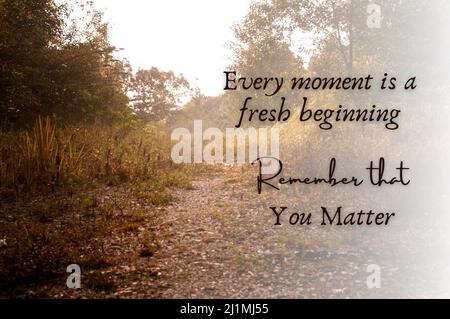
xmin=0 ymin=116 xmax=194 ymax=196
xmin=0 ymin=117 xmax=195 ymax=293
xmin=130 ymin=67 xmax=192 ymax=121
xmin=0 ymin=0 xmax=129 ymax=125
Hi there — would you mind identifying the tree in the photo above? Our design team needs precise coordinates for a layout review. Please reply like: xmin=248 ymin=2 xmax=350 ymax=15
xmin=226 ymin=0 xmax=450 ymax=119
xmin=235 ymin=0 xmax=450 ymax=78
xmin=0 ymin=0 xmax=130 ymax=125
xmin=130 ymin=67 xmax=191 ymax=121
xmin=224 ymin=0 xmax=305 ymax=128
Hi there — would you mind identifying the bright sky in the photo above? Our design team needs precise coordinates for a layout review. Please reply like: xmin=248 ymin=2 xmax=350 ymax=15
xmin=95 ymin=0 xmax=253 ymax=96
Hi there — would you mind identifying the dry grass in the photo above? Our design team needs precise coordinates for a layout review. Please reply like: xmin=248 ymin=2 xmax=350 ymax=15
xmin=0 ymin=117 xmax=193 ymax=196
xmin=0 ymin=117 xmax=195 ymax=295
xmin=0 ymin=116 xmax=85 ymax=193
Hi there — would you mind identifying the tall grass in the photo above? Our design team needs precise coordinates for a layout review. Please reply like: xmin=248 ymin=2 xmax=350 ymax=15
xmin=0 ymin=117 xmax=194 ymax=291
xmin=0 ymin=116 xmax=188 ymax=198
xmin=21 ymin=116 xmax=85 ymax=187
xmin=0 ymin=117 xmax=85 ymax=192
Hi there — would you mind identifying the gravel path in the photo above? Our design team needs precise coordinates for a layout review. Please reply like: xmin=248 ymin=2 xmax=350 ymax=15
xmin=105 ymin=170 xmax=389 ymax=298
xmin=23 ymin=167 xmax=444 ymax=298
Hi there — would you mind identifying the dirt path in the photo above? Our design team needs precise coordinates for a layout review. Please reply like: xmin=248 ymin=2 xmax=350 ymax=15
xmin=102 ymin=169 xmax=387 ymax=298
xmin=34 ymin=167 xmax=416 ymax=298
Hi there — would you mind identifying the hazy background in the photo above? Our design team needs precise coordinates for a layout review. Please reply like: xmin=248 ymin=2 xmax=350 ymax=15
xmin=2 ymin=0 xmax=450 ymax=298
xmin=96 ymin=0 xmax=252 ymax=96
